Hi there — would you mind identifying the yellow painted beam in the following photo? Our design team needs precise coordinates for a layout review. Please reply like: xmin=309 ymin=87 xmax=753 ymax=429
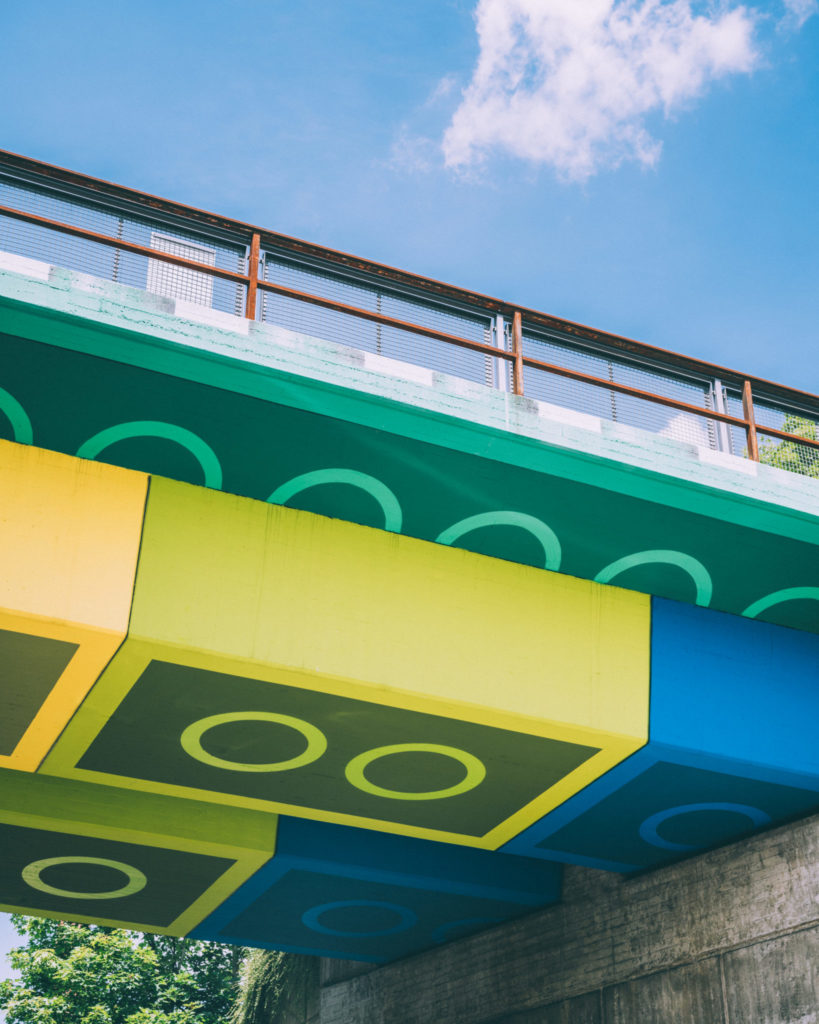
xmin=45 ymin=475 xmax=651 ymax=849
xmin=0 ymin=767 xmax=275 ymax=935
xmin=0 ymin=441 xmax=146 ymax=770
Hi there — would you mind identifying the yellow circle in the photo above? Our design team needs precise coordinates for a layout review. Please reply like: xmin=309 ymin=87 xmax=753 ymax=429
xmin=180 ymin=711 xmax=327 ymax=772
xmin=344 ymin=743 xmax=486 ymax=801
xmin=22 ymin=857 xmax=147 ymax=900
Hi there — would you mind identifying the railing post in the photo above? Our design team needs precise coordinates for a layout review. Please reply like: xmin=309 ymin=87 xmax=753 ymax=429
xmin=742 ymin=379 xmax=759 ymax=461
xmin=711 ymin=378 xmax=732 ymax=454
xmin=512 ymin=311 xmax=524 ymax=396
xmin=491 ymin=314 xmax=508 ymax=391
xmin=245 ymin=232 xmax=260 ymax=320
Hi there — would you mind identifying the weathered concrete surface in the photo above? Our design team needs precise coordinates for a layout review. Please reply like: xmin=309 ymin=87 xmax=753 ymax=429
xmin=318 ymin=812 xmax=819 ymax=1024
xmin=722 ymin=929 xmax=819 ymax=1024
xmin=487 ymin=992 xmax=603 ymax=1023
xmin=603 ymin=960 xmax=725 ymax=1023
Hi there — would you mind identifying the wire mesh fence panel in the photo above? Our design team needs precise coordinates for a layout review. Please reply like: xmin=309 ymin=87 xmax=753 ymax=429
xmin=725 ymin=392 xmax=819 ymax=478
xmin=522 ymin=331 xmax=718 ymax=448
xmin=0 ymin=174 xmax=247 ymax=315
xmin=756 ymin=432 xmax=819 ymax=478
xmin=261 ymin=255 xmax=497 ymax=385
xmin=753 ymin=398 xmax=819 ymax=438
xmin=724 ymin=394 xmax=750 ymax=459
xmin=146 ymin=233 xmax=216 ymax=306
xmin=0 ymin=190 xmax=120 ymax=283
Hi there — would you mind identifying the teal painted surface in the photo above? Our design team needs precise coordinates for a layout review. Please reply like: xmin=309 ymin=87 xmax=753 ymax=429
xmin=0 ymin=262 xmax=817 ymax=632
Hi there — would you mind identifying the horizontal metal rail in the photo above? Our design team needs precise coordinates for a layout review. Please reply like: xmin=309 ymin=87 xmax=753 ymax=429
xmin=0 ymin=205 xmax=250 ymax=286
xmin=1 ymin=151 xmax=818 ymax=469
xmin=755 ymin=423 xmax=819 ymax=451
xmin=521 ymin=352 xmax=749 ymax=429
xmin=256 ymin=278 xmax=511 ymax=361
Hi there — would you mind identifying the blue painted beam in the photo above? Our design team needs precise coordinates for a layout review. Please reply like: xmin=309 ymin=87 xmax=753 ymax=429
xmin=193 ymin=816 xmax=561 ymax=962
xmin=502 ymin=598 xmax=819 ymax=871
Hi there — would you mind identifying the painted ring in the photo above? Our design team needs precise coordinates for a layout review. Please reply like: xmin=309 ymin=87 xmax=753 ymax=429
xmin=302 ymin=900 xmax=417 ymax=937
xmin=344 ymin=743 xmax=486 ymax=801
xmin=639 ymin=802 xmax=771 ymax=852
xmin=22 ymin=856 xmax=147 ymax=900
xmin=180 ymin=711 xmax=327 ymax=772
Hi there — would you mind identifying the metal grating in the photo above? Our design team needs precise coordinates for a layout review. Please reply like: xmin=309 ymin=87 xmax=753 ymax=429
xmin=261 ymin=254 xmax=497 ymax=386
xmin=0 ymin=174 xmax=247 ymax=314
xmin=522 ymin=330 xmax=719 ymax=449
xmin=726 ymin=393 xmax=819 ymax=478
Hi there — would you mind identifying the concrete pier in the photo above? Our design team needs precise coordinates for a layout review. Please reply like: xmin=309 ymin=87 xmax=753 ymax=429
xmin=318 ymin=811 xmax=819 ymax=1023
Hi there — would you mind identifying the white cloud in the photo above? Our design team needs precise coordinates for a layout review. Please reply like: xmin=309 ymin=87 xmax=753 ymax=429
xmin=388 ymin=127 xmax=438 ymax=174
xmin=443 ymin=0 xmax=760 ymax=180
xmin=781 ymin=0 xmax=817 ymax=28
xmin=426 ymin=74 xmax=459 ymax=106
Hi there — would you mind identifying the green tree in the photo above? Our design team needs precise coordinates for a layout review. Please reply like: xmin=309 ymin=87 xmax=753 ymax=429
xmin=0 ymin=916 xmax=245 ymax=1024
xmin=231 ymin=951 xmax=318 ymax=1024
xmin=757 ymin=415 xmax=819 ymax=478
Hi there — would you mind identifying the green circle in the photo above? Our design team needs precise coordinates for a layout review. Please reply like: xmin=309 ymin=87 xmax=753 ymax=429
xmin=22 ymin=857 xmax=147 ymax=900
xmin=180 ymin=711 xmax=328 ymax=773
xmin=344 ymin=743 xmax=486 ymax=801
xmin=268 ymin=469 xmax=403 ymax=533
xmin=76 ymin=421 xmax=223 ymax=489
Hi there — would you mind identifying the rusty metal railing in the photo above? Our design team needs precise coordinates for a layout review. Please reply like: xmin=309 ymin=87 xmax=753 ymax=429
xmin=0 ymin=149 xmax=817 ymax=477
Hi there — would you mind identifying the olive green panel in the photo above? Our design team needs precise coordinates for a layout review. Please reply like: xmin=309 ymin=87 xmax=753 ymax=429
xmin=0 ymin=630 xmax=78 ymax=755
xmin=0 ymin=767 xmax=276 ymax=935
xmin=77 ymin=659 xmax=598 ymax=839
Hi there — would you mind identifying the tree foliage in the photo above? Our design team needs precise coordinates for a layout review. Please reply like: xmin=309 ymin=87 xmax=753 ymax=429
xmin=0 ymin=917 xmax=245 ymax=1024
xmin=231 ymin=950 xmax=318 ymax=1024
xmin=757 ymin=415 xmax=819 ymax=478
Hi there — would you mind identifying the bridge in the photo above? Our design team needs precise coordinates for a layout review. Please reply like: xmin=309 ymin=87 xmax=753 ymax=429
xmin=0 ymin=150 xmax=817 ymax=965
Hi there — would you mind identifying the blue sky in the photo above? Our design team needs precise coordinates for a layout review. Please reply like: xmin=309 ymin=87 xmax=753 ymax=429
xmin=0 ymin=0 xmax=817 ymax=996
xmin=1 ymin=0 xmax=818 ymax=395
xmin=0 ymin=914 xmax=18 ymax=1014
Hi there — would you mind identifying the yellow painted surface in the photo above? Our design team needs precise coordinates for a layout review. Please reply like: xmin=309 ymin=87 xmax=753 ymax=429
xmin=45 ymin=476 xmax=651 ymax=848
xmin=0 ymin=441 xmax=147 ymax=770
xmin=0 ymin=767 xmax=275 ymax=935
xmin=135 ymin=478 xmax=649 ymax=736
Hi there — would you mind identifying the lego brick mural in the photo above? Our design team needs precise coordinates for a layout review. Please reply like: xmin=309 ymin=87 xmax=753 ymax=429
xmin=0 ymin=441 xmax=146 ymax=770
xmin=0 ymin=768 xmax=275 ymax=933
xmin=43 ymin=474 xmax=651 ymax=849
xmin=502 ymin=598 xmax=819 ymax=871
xmin=0 ymin=434 xmax=815 ymax=953
xmin=193 ymin=816 xmax=561 ymax=962
xmin=58 ymin=660 xmax=597 ymax=840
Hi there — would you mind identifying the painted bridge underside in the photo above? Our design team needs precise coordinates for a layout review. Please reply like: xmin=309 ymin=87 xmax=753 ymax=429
xmin=1 ymin=259 xmax=818 ymax=634
xmin=0 ymin=261 xmax=817 ymax=962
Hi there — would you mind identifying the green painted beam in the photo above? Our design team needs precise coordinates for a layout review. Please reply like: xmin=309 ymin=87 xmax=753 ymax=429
xmin=0 ymin=257 xmax=817 ymax=633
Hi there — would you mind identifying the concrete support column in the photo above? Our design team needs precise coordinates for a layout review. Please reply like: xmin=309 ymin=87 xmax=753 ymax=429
xmin=318 ymin=812 xmax=819 ymax=1024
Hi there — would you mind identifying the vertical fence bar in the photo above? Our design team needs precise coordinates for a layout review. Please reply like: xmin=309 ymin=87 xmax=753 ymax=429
xmin=245 ymin=232 xmax=260 ymax=320
xmin=742 ymin=379 xmax=759 ymax=461
xmin=111 ymin=217 xmax=124 ymax=283
xmin=512 ymin=311 xmax=524 ymax=396
xmin=712 ymin=378 xmax=732 ymax=454
xmin=494 ymin=314 xmax=508 ymax=391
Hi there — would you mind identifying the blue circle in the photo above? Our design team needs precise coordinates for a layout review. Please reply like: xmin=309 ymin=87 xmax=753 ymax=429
xmin=301 ymin=900 xmax=417 ymax=938
xmin=639 ymin=802 xmax=771 ymax=852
